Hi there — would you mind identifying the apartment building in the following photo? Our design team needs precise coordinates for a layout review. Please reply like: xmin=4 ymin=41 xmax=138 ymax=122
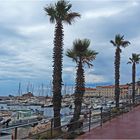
xmin=96 ymin=85 xmax=114 ymax=98
xmin=97 ymin=85 xmax=129 ymax=98
xmin=84 ymin=84 xmax=140 ymax=98
xmin=120 ymin=85 xmax=129 ymax=98
xmin=84 ymin=88 xmax=97 ymax=97
xmin=128 ymin=83 xmax=140 ymax=96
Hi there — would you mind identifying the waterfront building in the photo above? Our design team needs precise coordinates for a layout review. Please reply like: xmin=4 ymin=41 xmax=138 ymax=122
xmin=84 ymin=88 xmax=97 ymax=97
xmin=70 ymin=87 xmax=98 ymax=98
xmin=120 ymin=85 xmax=129 ymax=99
xmin=128 ymin=83 xmax=140 ymax=96
xmin=96 ymin=85 xmax=129 ymax=99
xmin=84 ymin=84 xmax=130 ymax=99
xmin=96 ymin=85 xmax=114 ymax=98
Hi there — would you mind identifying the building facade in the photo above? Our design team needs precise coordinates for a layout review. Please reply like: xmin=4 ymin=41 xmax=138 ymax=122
xmin=84 ymin=83 xmax=140 ymax=98
xmin=84 ymin=88 xmax=97 ymax=97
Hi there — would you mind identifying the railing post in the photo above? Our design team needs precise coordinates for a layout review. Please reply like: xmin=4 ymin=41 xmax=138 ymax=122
xmin=14 ymin=127 xmax=18 ymax=140
xmin=89 ymin=109 xmax=91 ymax=132
xmin=100 ymin=107 xmax=103 ymax=127
xmin=51 ymin=118 xmax=53 ymax=138
xmin=130 ymin=100 xmax=132 ymax=110
xmin=109 ymin=106 xmax=111 ymax=121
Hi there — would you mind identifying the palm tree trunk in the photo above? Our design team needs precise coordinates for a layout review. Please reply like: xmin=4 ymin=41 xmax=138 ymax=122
xmin=52 ymin=20 xmax=63 ymax=128
xmin=68 ymin=60 xmax=85 ymax=131
xmin=132 ymin=63 xmax=136 ymax=104
xmin=115 ymin=47 xmax=120 ymax=108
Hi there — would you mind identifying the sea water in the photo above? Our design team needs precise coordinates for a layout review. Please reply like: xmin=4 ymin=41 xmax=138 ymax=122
xmin=0 ymin=104 xmax=72 ymax=117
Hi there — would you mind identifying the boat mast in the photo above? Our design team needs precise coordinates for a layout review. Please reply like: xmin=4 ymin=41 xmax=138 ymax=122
xmin=49 ymin=81 xmax=52 ymax=97
xmin=27 ymin=81 xmax=30 ymax=93
xmin=41 ymin=83 xmax=44 ymax=96
xmin=18 ymin=82 xmax=21 ymax=96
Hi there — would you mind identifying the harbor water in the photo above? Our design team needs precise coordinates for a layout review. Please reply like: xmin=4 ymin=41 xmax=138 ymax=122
xmin=0 ymin=103 xmax=72 ymax=117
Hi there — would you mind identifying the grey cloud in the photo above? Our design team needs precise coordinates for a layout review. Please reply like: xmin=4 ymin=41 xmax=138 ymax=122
xmin=0 ymin=0 xmax=140 ymax=94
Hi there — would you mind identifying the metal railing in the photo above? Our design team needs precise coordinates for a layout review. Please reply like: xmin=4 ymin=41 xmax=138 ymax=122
xmin=1 ymin=97 xmax=140 ymax=140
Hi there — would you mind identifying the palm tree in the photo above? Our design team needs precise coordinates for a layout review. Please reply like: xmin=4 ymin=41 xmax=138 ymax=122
xmin=127 ymin=53 xmax=140 ymax=104
xmin=110 ymin=34 xmax=130 ymax=107
xmin=44 ymin=0 xmax=80 ymax=128
xmin=66 ymin=39 xmax=98 ymax=131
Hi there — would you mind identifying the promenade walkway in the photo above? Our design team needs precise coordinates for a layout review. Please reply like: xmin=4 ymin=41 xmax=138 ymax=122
xmin=77 ymin=105 xmax=140 ymax=139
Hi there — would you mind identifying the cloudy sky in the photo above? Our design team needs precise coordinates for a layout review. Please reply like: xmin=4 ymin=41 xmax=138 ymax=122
xmin=0 ymin=0 xmax=140 ymax=96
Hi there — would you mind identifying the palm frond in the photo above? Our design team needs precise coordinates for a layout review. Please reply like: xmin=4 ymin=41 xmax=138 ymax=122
xmin=111 ymin=34 xmax=130 ymax=48
xmin=83 ymin=39 xmax=90 ymax=48
xmin=65 ymin=3 xmax=72 ymax=12
xmin=128 ymin=53 xmax=140 ymax=64
xmin=129 ymin=57 xmax=133 ymax=62
xmin=55 ymin=0 xmax=67 ymax=17
xmin=136 ymin=61 xmax=140 ymax=64
xmin=121 ymin=41 xmax=130 ymax=47
xmin=44 ymin=5 xmax=56 ymax=23
xmin=66 ymin=39 xmax=97 ymax=67
xmin=120 ymin=35 xmax=124 ymax=40
xmin=66 ymin=49 xmax=78 ymax=62
xmin=110 ymin=40 xmax=116 ymax=46
xmin=64 ymin=12 xmax=81 ymax=24
xmin=45 ymin=0 xmax=80 ymax=24
xmin=127 ymin=61 xmax=132 ymax=64
xmin=73 ymin=39 xmax=90 ymax=53
xmin=83 ymin=60 xmax=93 ymax=68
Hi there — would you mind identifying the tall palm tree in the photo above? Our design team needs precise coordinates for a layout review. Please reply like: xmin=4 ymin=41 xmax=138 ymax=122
xmin=66 ymin=39 xmax=98 ymax=131
xmin=127 ymin=53 xmax=140 ymax=104
xmin=44 ymin=0 xmax=80 ymax=128
xmin=110 ymin=34 xmax=130 ymax=107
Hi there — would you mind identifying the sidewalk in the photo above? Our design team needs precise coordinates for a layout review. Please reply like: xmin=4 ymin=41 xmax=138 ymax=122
xmin=77 ymin=105 xmax=140 ymax=139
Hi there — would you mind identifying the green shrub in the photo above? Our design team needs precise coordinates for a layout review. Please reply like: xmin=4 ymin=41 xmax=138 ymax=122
xmin=111 ymin=108 xmax=119 ymax=114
